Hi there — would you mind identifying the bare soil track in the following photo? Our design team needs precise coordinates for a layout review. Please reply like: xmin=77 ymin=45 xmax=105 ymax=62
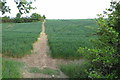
xmin=19 ymin=21 xmax=69 ymax=78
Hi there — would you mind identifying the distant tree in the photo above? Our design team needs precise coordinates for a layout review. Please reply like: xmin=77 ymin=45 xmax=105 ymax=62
xmin=43 ymin=15 xmax=46 ymax=19
xmin=2 ymin=16 xmax=10 ymax=22
xmin=16 ymin=13 xmax=21 ymax=18
xmin=31 ymin=13 xmax=41 ymax=21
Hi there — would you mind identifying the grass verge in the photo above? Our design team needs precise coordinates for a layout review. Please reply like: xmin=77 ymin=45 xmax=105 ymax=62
xmin=29 ymin=67 xmax=60 ymax=75
xmin=60 ymin=60 xmax=91 ymax=78
xmin=2 ymin=58 xmax=24 ymax=78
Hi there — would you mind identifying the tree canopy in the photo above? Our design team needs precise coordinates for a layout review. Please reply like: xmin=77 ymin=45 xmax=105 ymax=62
xmin=0 ymin=0 xmax=36 ymax=15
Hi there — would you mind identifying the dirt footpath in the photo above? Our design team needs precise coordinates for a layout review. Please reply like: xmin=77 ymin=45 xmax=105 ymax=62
xmin=18 ymin=22 xmax=68 ymax=78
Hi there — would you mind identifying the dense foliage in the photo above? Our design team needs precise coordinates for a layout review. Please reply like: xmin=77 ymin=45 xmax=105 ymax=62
xmin=0 ymin=0 xmax=35 ymax=15
xmin=2 ymin=22 xmax=41 ymax=57
xmin=78 ymin=1 xmax=120 ymax=78
xmin=45 ymin=19 xmax=98 ymax=59
xmin=0 ymin=0 xmax=11 ymax=14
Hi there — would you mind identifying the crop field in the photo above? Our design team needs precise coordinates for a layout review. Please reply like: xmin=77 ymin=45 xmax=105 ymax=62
xmin=1 ymin=19 xmax=99 ymax=78
xmin=2 ymin=22 xmax=41 ymax=57
xmin=2 ymin=20 xmax=98 ymax=59
xmin=45 ymin=19 xmax=98 ymax=59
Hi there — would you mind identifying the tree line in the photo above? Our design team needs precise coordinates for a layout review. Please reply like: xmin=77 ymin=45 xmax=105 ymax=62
xmin=0 ymin=13 xmax=46 ymax=23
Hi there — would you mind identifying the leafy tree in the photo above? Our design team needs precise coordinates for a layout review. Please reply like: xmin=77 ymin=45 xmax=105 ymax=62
xmin=14 ymin=0 xmax=36 ymax=14
xmin=0 ymin=0 xmax=11 ymax=14
xmin=78 ymin=1 xmax=120 ymax=78
xmin=30 ymin=13 xmax=46 ymax=22
xmin=43 ymin=15 xmax=46 ymax=19
xmin=0 ymin=0 xmax=35 ymax=15
xmin=30 ymin=13 xmax=41 ymax=21
xmin=16 ymin=13 xmax=21 ymax=18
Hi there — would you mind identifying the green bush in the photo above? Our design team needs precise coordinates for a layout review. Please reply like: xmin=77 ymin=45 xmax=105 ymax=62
xmin=78 ymin=1 xmax=120 ymax=78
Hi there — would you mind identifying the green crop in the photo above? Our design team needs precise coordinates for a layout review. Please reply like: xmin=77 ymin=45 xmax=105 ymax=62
xmin=45 ymin=19 xmax=98 ymax=59
xmin=2 ymin=19 xmax=98 ymax=59
xmin=2 ymin=22 xmax=41 ymax=57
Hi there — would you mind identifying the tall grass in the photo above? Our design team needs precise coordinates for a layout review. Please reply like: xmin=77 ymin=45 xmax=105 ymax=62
xmin=0 ymin=57 xmax=2 ymax=79
xmin=60 ymin=60 xmax=92 ymax=78
xmin=45 ymin=19 xmax=98 ymax=59
xmin=29 ymin=67 xmax=60 ymax=75
xmin=2 ymin=22 xmax=41 ymax=57
xmin=2 ymin=58 xmax=24 ymax=78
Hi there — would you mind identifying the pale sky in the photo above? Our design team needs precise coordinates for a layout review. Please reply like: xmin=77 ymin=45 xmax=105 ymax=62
xmin=3 ymin=0 xmax=112 ymax=19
